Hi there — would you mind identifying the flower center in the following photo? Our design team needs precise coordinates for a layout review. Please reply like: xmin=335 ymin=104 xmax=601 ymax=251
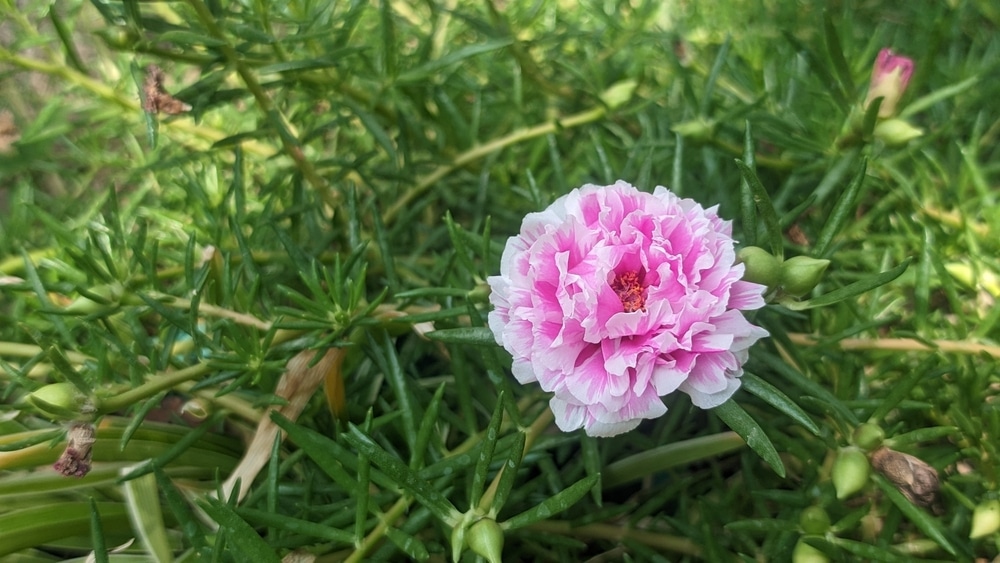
xmin=611 ymin=270 xmax=646 ymax=313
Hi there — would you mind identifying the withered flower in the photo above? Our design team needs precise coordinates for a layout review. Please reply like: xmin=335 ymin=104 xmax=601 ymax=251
xmin=53 ymin=423 xmax=96 ymax=478
xmin=870 ymin=447 xmax=941 ymax=513
xmin=142 ymin=65 xmax=192 ymax=115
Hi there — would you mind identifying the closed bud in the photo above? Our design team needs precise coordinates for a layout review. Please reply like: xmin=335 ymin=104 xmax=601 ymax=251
xmin=970 ymin=499 xmax=1000 ymax=539
xmin=799 ymin=506 xmax=831 ymax=535
xmin=853 ymin=423 xmax=885 ymax=452
xmin=671 ymin=117 xmax=715 ymax=142
xmin=792 ymin=538 xmax=829 ymax=563
xmin=832 ymin=447 xmax=870 ymax=500
xmin=25 ymin=382 xmax=86 ymax=420
xmin=465 ymin=518 xmax=504 ymax=563
xmin=737 ymin=246 xmax=782 ymax=287
xmin=599 ymin=80 xmax=637 ymax=110
xmin=780 ymin=256 xmax=830 ymax=297
xmin=863 ymin=49 xmax=914 ymax=119
xmin=873 ymin=118 xmax=923 ymax=146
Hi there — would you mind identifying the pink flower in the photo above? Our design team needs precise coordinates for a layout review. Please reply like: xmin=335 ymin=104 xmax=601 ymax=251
xmin=487 ymin=181 xmax=768 ymax=437
xmin=864 ymin=48 xmax=914 ymax=118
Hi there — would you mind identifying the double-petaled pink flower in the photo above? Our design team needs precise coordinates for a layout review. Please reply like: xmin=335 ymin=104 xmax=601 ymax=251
xmin=865 ymin=48 xmax=914 ymax=118
xmin=488 ymin=181 xmax=768 ymax=437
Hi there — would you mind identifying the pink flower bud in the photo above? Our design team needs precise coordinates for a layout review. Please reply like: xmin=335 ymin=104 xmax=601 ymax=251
xmin=864 ymin=49 xmax=914 ymax=118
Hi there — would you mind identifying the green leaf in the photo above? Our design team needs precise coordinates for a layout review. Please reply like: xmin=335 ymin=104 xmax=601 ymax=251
xmin=384 ymin=526 xmax=430 ymax=561
xmin=342 ymin=425 xmax=461 ymax=524
xmin=270 ymin=412 xmax=358 ymax=490
xmin=868 ymin=357 xmax=941 ymax=422
xmin=739 ymin=121 xmax=757 ymax=246
xmin=782 ymin=258 xmax=911 ymax=311
xmin=804 ymin=535 xmax=909 ymax=562
xmin=872 ymin=474 xmax=958 ymax=556
xmin=0 ymin=502 xmax=129 ymax=557
xmin=814 ymin=158 xmax=868 ymax=258
xmin=397 ymin=39 xmax=513 ymax=84
xmin=236 ymin=507 xmax=354 ymax=544
xmin=120 ymin=468 xmax=172 ymax=563
xmin=489 ymin=431 xmax=526 ymax=516
xmin=734 ymin=159 xmax=783 ymax=259
xmin=714 ymin=400 xmax=786 ymax=477
xmin=756 ymin=351 xmax=859 ymax=426
xmin=742 ymin=373 xmax=821 ymax=436
xmin=724 ymin=518 xmax=799 ymax=534
xmin=603 ymin=432 xmax=746 ymax=489
xmin=157 ymin=29 xmax=227 ymax=47
xmin=200 ymin=497 xmax=281 ymax=563
xmin=470 ymin=391 xmax=506 ymax=507
xmin=502 ymin=473 xmax=601 ymax=530
xmin=89 ymin=497 xmax=109 ymax=563
xmin=426 ymin=327 xmax=497 ymax=346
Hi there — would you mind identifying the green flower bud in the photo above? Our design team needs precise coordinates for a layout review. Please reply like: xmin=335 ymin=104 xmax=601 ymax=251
xmin=671 ymin=117 xmax=715 ymax=142
xmin=792 ymin=538 xmax=829 ymax=563
xmin=970 ymin=499 xmax=1000 ymax=539
xmin=599 ymin=80 xmax=638 ymax=110
xmin=853 ymin=423 xmax=885 ymax=452
xmin=873 ymin=118 xmax=923 ymax=146
xmin=737 ymin=246 xmax=782 ymax=287
xmin=832 ymin=447 xmax=870 ymax=500
xmin=63 ymin=283 xmax=124 ymax=315
xmin=465 ymin=518 xmax=504 ymax=563
xmin=25 ymin=382 xmax=86 ymax=419
xmin=780 ymin=256 xmax=831 ymax=297
xmin=799 ymin=506 xmax=831 ymax=535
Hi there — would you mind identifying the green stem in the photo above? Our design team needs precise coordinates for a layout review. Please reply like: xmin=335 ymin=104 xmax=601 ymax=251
xmin=96 ymin=362 xmax=212 ymax=414
xmin=185 ymin=0 xmax=335 ymax=206
xmin=0 ymin=47 xmax=274 ymax=158
xmin=382 ymin=105 xmax=609 ymax=226
xmin=787 ymin=333 xmax=1000 ymax=359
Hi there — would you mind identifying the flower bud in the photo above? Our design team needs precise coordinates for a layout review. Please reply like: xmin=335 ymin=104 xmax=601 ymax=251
xmin=873 ymin=118 xmax=923 ymax=146
xmin=671 ymin=117 xmax=715 ymax=142
xmin=970 ymin=499 xmax=1000 ymax=539
xmin=864 ymin=49 xmax=914 ymax=119
xmin=832 ymin=447 xmax=870 ymax=500
xmin=792 ymin=538 xmax=829 ymax=563
xmin=852 ymin=423 xmax=885 ymax=452
xmin=465 ymin=518 xmax=504 ymax=563
xmin=737 ymin=246 xmax=782 ymax=288
xmin=599 ymin=80 xmax=637 ymax=110
xmin=799 ymin=506 xmax=831 ymax=535
xmin=25 ymin=382 xmax=86 ymax=419
xmin=780 ymin=256 xmax=830 ymax=297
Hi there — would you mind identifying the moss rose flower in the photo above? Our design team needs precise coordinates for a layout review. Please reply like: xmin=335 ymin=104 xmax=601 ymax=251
xmin=488 ymin=181 xmax=768 ymax=437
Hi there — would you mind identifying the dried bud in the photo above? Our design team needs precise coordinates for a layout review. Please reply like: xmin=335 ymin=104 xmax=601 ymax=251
xmin=970 ymin=499 xmax=1000 ymax=539
xmin=53 ymin=423 xmax=96 ymax=477
xmin=737 ymin=246 xmax=782 ymax=288
xmin=143 ymin=65 xmax=192 ymax=115
xmin=792 ymin=538 xmax=829 ymax=563
xmin=780 ymin=256 xmax=831 ymax=297
xmin=832 ymin=447 xmax=870 ymax=500
xmin=799 ymin=506 xmax=831 ymax=535
xmin=852 ymin=423 xmax=885 ymax=452
xmin=870 ymin=447 xmax=940 ymax=512
xmin=864 ymin=49 xmax=914 ymax=119
xmin=465 ymin=518 xmax=504 ymax=563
